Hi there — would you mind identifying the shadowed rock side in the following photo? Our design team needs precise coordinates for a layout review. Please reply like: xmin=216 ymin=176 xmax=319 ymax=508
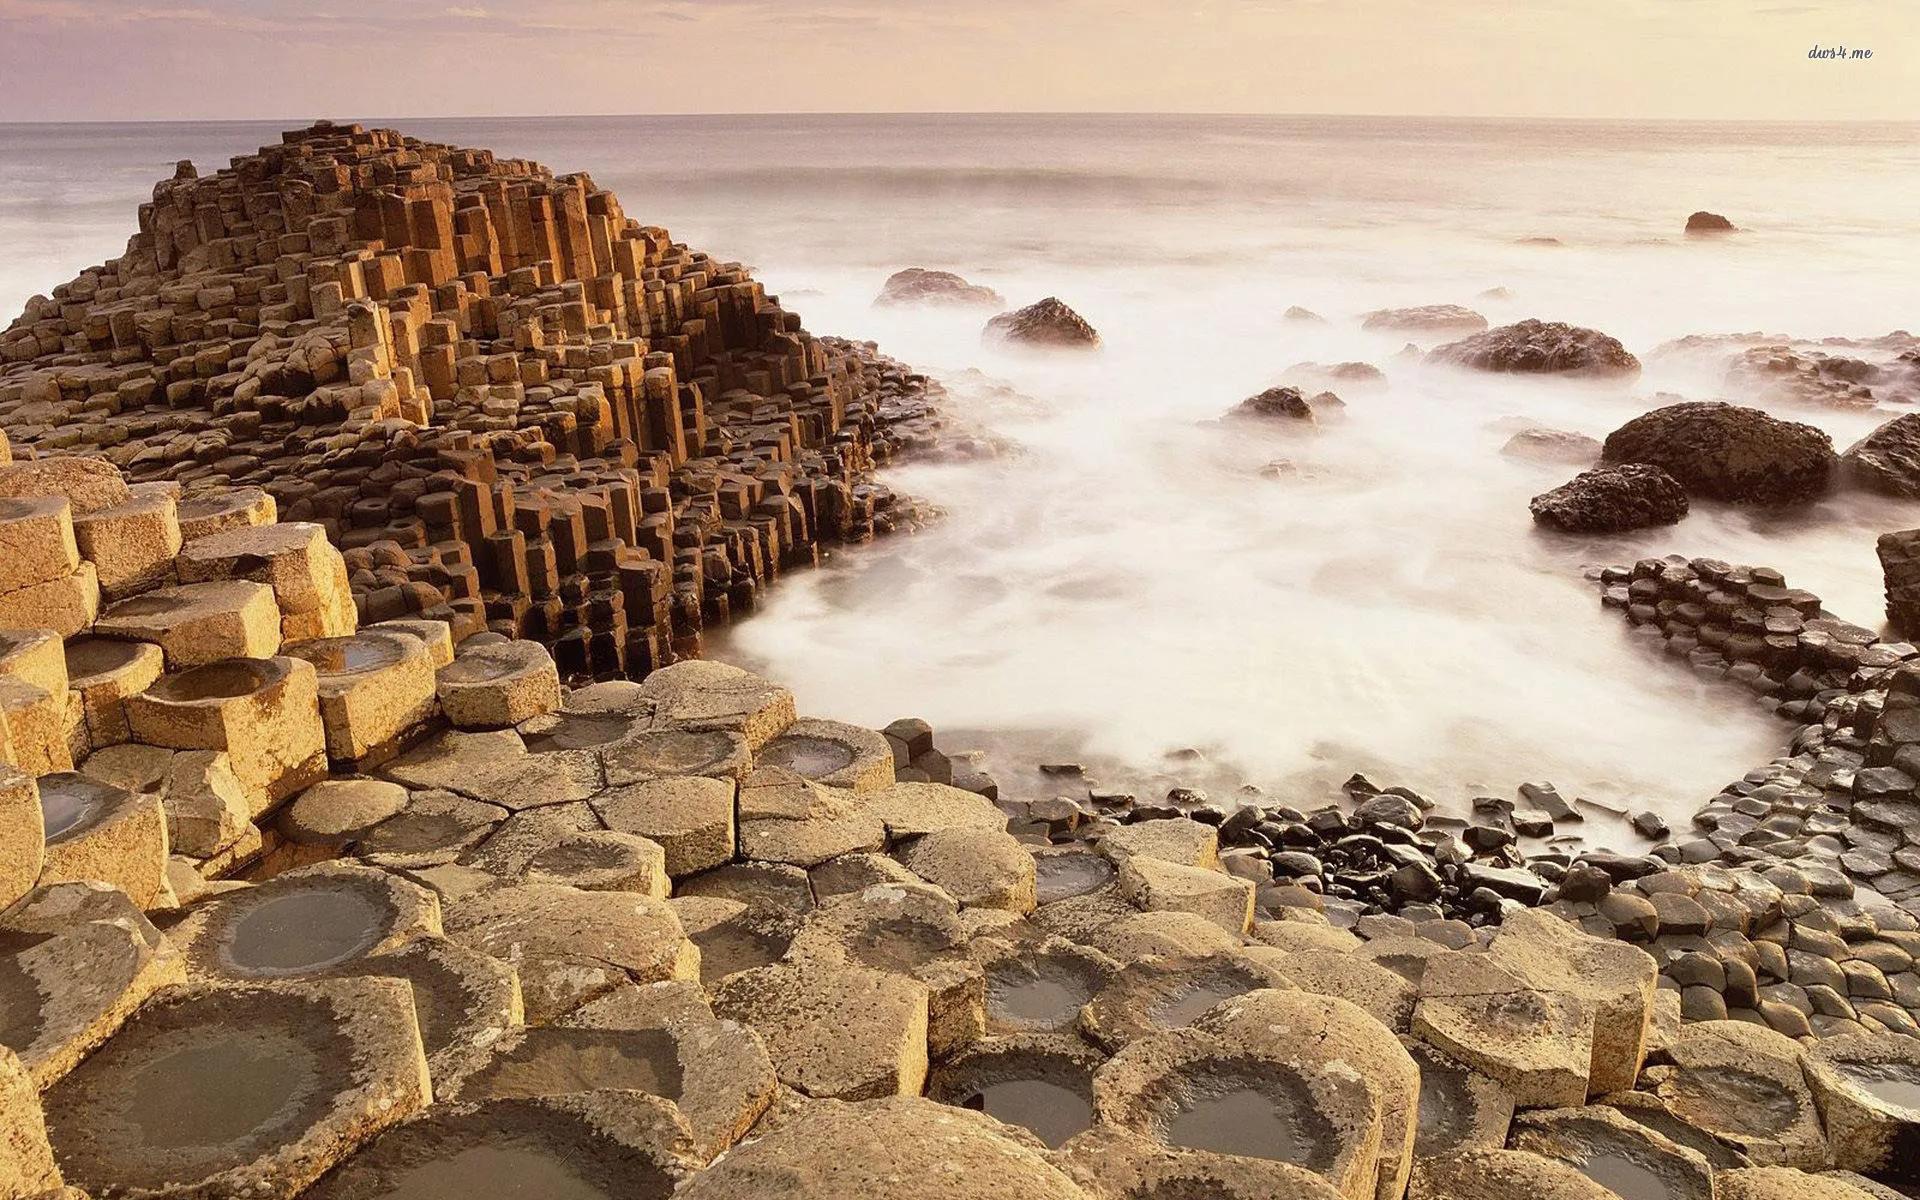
xmin=1530 ymin=464 xmax=1689 ymax=533
xmin=0 ymin=121 xmax=952 ymax=686
xmin=984 ymin=298 xmax=1101 ymax=349
xmin=873 ymin=268 xmax=1005 ymax=309
xmin=1687 ymin=211 xmax=1738 ymax=234
xmin=1601 ymin=400 xmax=1837 ymax=505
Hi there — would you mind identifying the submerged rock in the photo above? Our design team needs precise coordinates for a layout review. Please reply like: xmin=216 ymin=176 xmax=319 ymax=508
xmin=1601 ymin=400 xmax=1837 ymax=504
xmin=1530 ymin=464 xmax=1689 ymax=533
xmin=1502 ymin=428 xmax=1603 ymax=465
xmin=984 ymin=298 xmax=1100 ymax=349
xmin=1362 ymin=304 xmax=1488 ymax=334
xmin=1281 ymin=361 xmax=1387 ymax=391
xmin=1225 ymin=386 xmax=1343 ymax=424
xmin=873 ymin=268 xmax=1004 ymax=309
xmin=1687 ymin=211 xmax=1737 ymax=234
xmin=1284 ymin=305 xmax=1327 ymax=322
xmin=1431 ymin=319 xmax=1641 ymax=377
xmin=1844 ymin=413 xmax=1920 ymax=497
xmin=1729 ymin=345 xmax=1879 ymax=409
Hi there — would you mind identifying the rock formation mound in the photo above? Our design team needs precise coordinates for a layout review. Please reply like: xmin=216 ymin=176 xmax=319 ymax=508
xmin=984 ymin=298 xmax=1100 ymax=349
xmin=1601 ymin=400 xmax=1837 ymax=504
xmin=1362 ymin=305 xmax=1488 ymax=335
xmin=874 ymin=268 xmax=1004 ymax=309
xmin=1686 ymin=211 xmax=1737 ymax=234
xmin=1845 ymin=413 xmax=1920 ymax=497
xmin=1500 ymin=428 xmax=1601 ymax=465
xmin=1225 ymin=386 xmax=1343 ymax=424
xmin=1430 ymin=320 xmax=1641 ymax=377
xmin=1529 ymin=464 xmax=1689 ymax=533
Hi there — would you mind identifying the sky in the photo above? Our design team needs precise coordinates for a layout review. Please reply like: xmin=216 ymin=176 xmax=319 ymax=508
xmin=0 ymin=0 xmax=1913 ymax=123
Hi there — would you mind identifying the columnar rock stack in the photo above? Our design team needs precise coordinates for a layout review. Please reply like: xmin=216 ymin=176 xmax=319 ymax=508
xmin=3 ymin=466 xmax=1914 ymax=1198
xmin=0 ymin=122 xmax=942 ymax=684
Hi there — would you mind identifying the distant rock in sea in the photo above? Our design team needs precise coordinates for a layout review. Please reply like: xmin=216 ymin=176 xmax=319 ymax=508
xmin=1530 ymin=463 xmax=1689 ymax=532
xmin=1501 ymin=427 xmax=1602 ymax=465
xmin=873 ymin=268 xmax=1004 ymax=309
xmin=1284 ymin=305 xmax=1326 ymax=323
xmin=1225 ymin=386 xmax=1343 ymax=425
xmin=1602 ymin=399 xmax=1836 ymax=504
xmin=1361 ymin=304 xmax=1488 ymax=335
xmin=1516 ymin=236 xmax=1563 ymax=247
xmin=1430 ymin=319 xmax=1641 ymax=377
xmin=1280 ymin=361 xmax=1386 ymax=392
xmin=984 ymin=297 xmax=1100 ymax=349
xmin=1686 ymin=211 xmax=1737 ymax=235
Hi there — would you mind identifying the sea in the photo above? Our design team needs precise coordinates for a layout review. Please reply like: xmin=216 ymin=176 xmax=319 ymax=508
xmin=5 ymin=114 xmax=1919 ymax=830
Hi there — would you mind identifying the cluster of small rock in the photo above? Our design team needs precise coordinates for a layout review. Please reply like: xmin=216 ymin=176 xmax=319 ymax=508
xmin=0 ymin=122 xmax=954 ymax=686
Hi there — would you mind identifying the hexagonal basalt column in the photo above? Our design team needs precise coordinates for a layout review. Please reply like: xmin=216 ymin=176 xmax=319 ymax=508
xmin=1806 ymin=1031 xmax=1920 ymax=1182
xmin=35 ymin=772 xmax=169 ymax=907
xmin=126 ymin=655 xmax=326 ymax=816
xmin=1078 ymin=952 xmax=1294 ymax=1051
xmin=175 ymin=521 xmax=356 ymax=642
xmin=593 ymin=776 xmax=735 ymax=879
xmin=170 ymin=862 xmax=441 ymax=983
xmin=302 ymin=1093 xmax=699 ymax=1200
xmin=0 ymin=495 xmax=80 ymax=593
xmin=635 ymin=660 xmax=795 ymax=750
xmin=1641 ymin=1020 xmax=1826 ymax=1168
xmin=177 ymin=487 xmax=276 ymax=540
xmin=41 ymin=977 xmax=430 ymax=1200
xmin=0 ymin=766 xmax=43 ymax=908
xmin=1509 ymin=1106 xmax=1715 ymax=1200
xmin=436 ymin=640 xmax=560 ymax=729
xmin=71 ymin=487 xmax=182 ymax=601
xmin=1411 ymin=951 xmax=1596 ymax=1109
xmin=63 ymin=635 xmax=163 ymax=748
xmin=0 ymin=881 xmax=185 ymax=1088
xmin=0 ymin=1044 xmax=61 ymax=1198
xmin=95 ymin=579 xmax=282 ymax=667
xmin=755 ymin=717 xmax=896 ymax=792
xmin=285 ymin=629 xmax=438 ymax=765
xmin=929 ymin=1034 xmax=1105 ymax=1150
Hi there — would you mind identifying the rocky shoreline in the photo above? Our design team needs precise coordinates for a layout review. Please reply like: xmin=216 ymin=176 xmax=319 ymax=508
xmin=2 ymin=124 xmax=1919 ymax=1200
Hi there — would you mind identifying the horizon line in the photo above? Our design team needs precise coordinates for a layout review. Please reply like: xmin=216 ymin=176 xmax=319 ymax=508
xmin=4 ymin=110 xmax=1920 ymax=129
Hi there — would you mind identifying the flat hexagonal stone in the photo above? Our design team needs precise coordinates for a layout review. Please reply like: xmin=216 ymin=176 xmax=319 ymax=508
xmin=605 ymin=727 xmax=753 ymax=785
xmin=1406 ymin=1039 xmax=1515 ymax=1160
xmin=1642 ymin=1019 xmax=1825 ymax=1167
xmin=978 ymin=937 xmax=1119 ymax=1036
xmin=1718 ymin=1167 xmax=1891 ymax=1199
xmin=0 ymin=1044 xmax=59 ymax=1198
xmin=1804 ymin=1031 xmax=1920 ymax=1178
xmin=170 ymin=862 xmax=441 ymax=982
xmin=736 ymin=767 xmax=885 ymax=866
xmin=1510 ymin=1106 xmax=1715 ymax=1200
xmin=355 ymin=788 xmax=507 ymax=869
xmin=754 ymin=718 xmax=895 ymax=792
xmin=929 ymin=1033 xmax=1105 ymax=1149
xmin=1411 ymin=952 xmax=1595 ymax=1109
xmin=34 ymin=772 xmax=169 ymax=909
xmin=668 ymin=896 xmax=797 ymax=987
xmin=1409 ymin=1148 xmax=1619 ymax=1199
xmin=280 ymin=779 xmax=409 ymax=851
xmin=1116 ymin=854 xmax=1254 ymax=934
xmin=381 ymin=728 xmax=602 ymax=812
xmin=42 ymin=977 xmax=430 ymax=1199
xmin=634 ymin=661 xmax=795 ymax=750
xmin=441 ymin=883 xmax=698 ymax=1024
xmin=441 ymin=980 xmax=775 ymax=1162
xmin=1079 ymin=952 xmax=1294 ymax=1050
xmin=327 ymin=935 xmax=523 ymax=1081
xmin=1490 ymin=908 xmax=1658 ymax=1095
xmin=435 ymin=640 xmax=561 ymax=729
xmin=1243 ymin=944 xmax=1414 ymax=1033
xmin=711 ymin=954 xmax=930 ymax=1101
xmin=1092 ymin=1021 xmax=1382 ymax=1198
xmin=593 ymin=777 xmax=735 ymax=879
xmin=675 ymin=1095 xmax=1091 ymax=1200
xmin=0 ymin=882 xmax=185 ymax=1088
xmin=1099 ymin=817 xmax=1219 ymax=869
xmin=1056 ymin=1124 xmax=1345 ymax=1200
xmin=304 ymin=1093 xmax=698 ymax=1200
xmin=1081 ymin=910 xmax=1244 ymax=964
xmin=864 ymin=780 xmax=1011 ymax=840
xmin=896 ymin=827 xmax=1037 ymax=912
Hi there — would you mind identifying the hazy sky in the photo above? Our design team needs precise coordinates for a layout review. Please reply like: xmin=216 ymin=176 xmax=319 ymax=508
xmin=0 ymin=0 xmax=1912 ymax=122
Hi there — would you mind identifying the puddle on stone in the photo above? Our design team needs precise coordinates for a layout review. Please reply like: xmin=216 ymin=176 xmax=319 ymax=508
xmin=958 ymin=1077 xmax=1093 ymax=1149
xmin=523 ymin=714 xmax=637 ymax=754
xmin=37 ymin=773 xmax=122 ymax=843
xmin=1147 ymin=976 xmax=1253 ymax=1030
xmin=1837 ymin=1060 xmax=1920 ymax=1113
xmin=987 ymin=957 xmax=1104 ymax=1029
xmin=221 ymin=886 xmax=385 ymax=975
xmin=289 ymin=636 xmax=400 ymax=676
xmin=153 ymin=659 xmax=273 ymax=702
xmin=1033 ymin=853 xmax=1115 ymax=905
xmin=756 ymin=734 xmax=856 ymax=778
xmin=376 ymin=1141 xmax=614 ymax=1200
xmin=126 ymin=1030 xmax=318 ymax=1149
xmin=692 ymin=919 xmax=789 ymax=986
xmin=1576 ymin=1149 xmax=1688 ymax=1200
xmin=463 ymin=1029 xmax=683 ymax=1102
xmin=846 ymin=916 xmax=953 ymax=975
xmin=64 ymin=636 xmax=146 ymax=681
xmin=1663 ymin=1066 xmax=1801 ymax=1137
xmin=109 ymin=593 xmax=186 ymax=618
xmin=1157 ymin=1065 xmax=1331 ymax=1168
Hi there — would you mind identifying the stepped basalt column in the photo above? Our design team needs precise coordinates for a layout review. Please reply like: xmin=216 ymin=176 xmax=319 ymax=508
xmin=0 ymin=122 xmax=941 ymax=683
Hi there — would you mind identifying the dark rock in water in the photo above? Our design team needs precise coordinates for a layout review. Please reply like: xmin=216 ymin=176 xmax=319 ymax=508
xmin=1728 ymin=344 xmax=1879 ymax=409
xmin=1501 ymin=427 xmax=1602 ymax=465
xmin=874 ymin=268 xmax=1004 ymax=309
xmin=1430 ymin=319 xmax=1640 ymax=377
xmin=984 ymin=297 xmax=1100 ymax=349
xmin=1601 ymin=399 xmax=1837 ymax=505
xmin=1284 ymin=305 xmax=1326 ymax=323
xmin=1579 ymin=850 xmax=1664 ymax=882
xmin=1844 ymin=413 xmax=1920 ymax=497
xmin=1530 ymin=464 xmax=1689 ymax=533
xmin=1361 ymin=304 xmax=1487 ymax=334
xmin=1390 ymin=861 xmax=1443 ymax=904
xmin=1226 ymin=386 xmax=1343 ymax=424
xmin=1558 ymin=862 xmax=1613 ymax=902
xmin=1877 ymin=529 xmax=1920 ymax=637
xmin=1686 ymin=211 xmax=1737 ymax=234
xmin=1630 ymin=810 xmax=1671 ymax=839
xmin=1462 ymin=863 xmax=1546 ymax=904
xmin=1517 ymin=236 xmax=1563 ymax=246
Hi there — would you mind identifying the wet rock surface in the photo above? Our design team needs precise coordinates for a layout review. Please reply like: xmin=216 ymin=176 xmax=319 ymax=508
xmin=1602 ymin=399 xmax=1838 ymax=504
xmin=1530 ymin=464 xmax=1689 ymax=533
xmin=984 ymin=297 xmax=1101 ymax=349
xmin=1430 ymin=319 xmax=1642 ymax=376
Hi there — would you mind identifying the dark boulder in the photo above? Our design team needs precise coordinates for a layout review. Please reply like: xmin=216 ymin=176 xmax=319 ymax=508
xmin=1530 ymin=464 xmax=1688 ymax=532
xmin=1846 ymin=413 xmax=1920 ymax=497
xmin=1602 ymin=399 xmax=1837 ymax=505
xmin=1686 ymin=211 xmax=1736 ymax=234
xmin=1728 ymin=344 xmax=1878 ymax=409
xmin=1226 ymin=386 xmax=1343 ymax=424
xmin=1361 ymin=304 xmax=1487 ymax=334
xmin=874 ymin=268 xmax=1003 ymax=309
xmin=1430 ymin=319 xmax=1640 ymax=377
xmin=1501 ymin=427 xmax=1603 ymax=465
xmin=983 ymin=297 xmax=1100 ymax=349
